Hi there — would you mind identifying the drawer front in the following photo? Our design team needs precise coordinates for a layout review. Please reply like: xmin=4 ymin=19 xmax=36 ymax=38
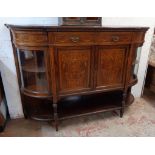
xmin=95 ymin=32 xmax=132 ymax=44
xmin=51 ymin=32 xmax=94 ymax=45
xmin=12 ymin=31 xmax=48 ymax=46
xmin=50 ymin=32 xmax=132 ymax=45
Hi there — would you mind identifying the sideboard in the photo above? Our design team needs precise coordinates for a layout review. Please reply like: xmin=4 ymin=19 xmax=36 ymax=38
xmin=5 ymin=24 xmax=148 ymax=131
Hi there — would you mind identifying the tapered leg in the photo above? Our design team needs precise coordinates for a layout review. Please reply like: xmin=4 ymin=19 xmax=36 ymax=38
xmin=23 ymin=108 xmax=28 ymax=119
xmin=120 ymin=92 xmax=126 ymax=118
xmin=0 ymin=126 xmax=4 ymax=132
xmin=120 ymin=108 xmax=124 ymax=118
xmin=53 ymin=103 xmax=58 ymax=131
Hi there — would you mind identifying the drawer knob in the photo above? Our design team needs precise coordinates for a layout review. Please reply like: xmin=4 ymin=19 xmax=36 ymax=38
xmin=70 ymin=36 xmax=80 ymax=43
xmin=112 ymin=36 xmax=120 ymax=42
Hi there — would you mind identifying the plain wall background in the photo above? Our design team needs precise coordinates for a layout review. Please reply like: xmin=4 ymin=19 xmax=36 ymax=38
xmin=0 ymin=17 xmax=154 ymax=118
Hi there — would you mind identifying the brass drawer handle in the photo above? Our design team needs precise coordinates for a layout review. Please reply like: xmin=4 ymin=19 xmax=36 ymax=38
xmin=70 ymin=36 xmax=80 ymax=43
xmin=112 ymin=36 xmax=120 ymax=42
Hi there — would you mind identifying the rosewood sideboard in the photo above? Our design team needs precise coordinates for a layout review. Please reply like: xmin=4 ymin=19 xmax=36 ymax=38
xmin=5 ymin=24 xmax=148 ymax=131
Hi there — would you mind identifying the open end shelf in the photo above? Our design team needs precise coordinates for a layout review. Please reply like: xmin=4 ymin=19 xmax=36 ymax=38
xmin=23 ymin=95 xmax=53 ymax=120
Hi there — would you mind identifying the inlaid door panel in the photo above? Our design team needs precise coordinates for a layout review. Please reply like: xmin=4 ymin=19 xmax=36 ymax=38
xmin=95 ymin=46 xmax=127 ymax=89
xmin=56 ymin=47 xmax=92 ymax=94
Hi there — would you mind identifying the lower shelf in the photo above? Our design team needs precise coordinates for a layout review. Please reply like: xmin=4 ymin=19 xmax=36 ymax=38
xmin=31 ymin=115 xmax=53 ymax=121
xmin=29 ymin=91 xmax=134 ymax=121
xmin=58 ymin=91 xmax=133 ymax=120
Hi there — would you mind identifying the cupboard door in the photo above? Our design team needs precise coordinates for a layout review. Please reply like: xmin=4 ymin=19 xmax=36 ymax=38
xmin=56 ymin=47 xmax=92 ymax=94
xmin=95 ymin=46 xmax=127 ymax=89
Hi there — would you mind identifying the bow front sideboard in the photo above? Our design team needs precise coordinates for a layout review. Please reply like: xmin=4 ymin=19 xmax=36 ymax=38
xmin=5 ymin=24 xmax=148 ymax=131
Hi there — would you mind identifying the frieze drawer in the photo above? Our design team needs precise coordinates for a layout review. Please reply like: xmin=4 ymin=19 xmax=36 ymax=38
xmin=12 ymin=31 xmax=48 ymax=46
xmin=95 ymin=32 xmax=132 ymax=45
xmin=49 ymin=32 xmax=94 ymax=45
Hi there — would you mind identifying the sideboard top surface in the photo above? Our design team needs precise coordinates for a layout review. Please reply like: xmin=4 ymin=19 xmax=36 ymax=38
xmin=5 ymin=24 xmax=149 ymax=32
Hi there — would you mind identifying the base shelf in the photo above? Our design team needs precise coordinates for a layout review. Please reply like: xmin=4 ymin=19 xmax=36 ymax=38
xmin=31 ymin=115 xmax=53 ymax=121
xmin=28 ymin=91 xmax=134 ymax=121
xmin=58 ymin=91 xmax=133 ymax=120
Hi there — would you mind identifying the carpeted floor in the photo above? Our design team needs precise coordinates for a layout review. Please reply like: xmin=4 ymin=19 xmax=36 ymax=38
xmin=0 ymin=89 xmax=155 ymax=137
